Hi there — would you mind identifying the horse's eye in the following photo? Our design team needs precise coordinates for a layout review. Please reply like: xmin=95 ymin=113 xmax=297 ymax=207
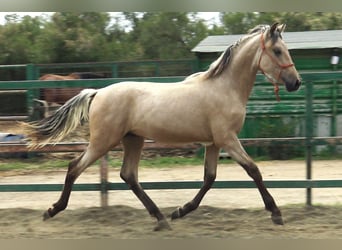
xmin=273 ymin=48 xmax=282 ymax=56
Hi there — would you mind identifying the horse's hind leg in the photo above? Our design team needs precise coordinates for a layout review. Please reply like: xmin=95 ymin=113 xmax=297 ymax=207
xmin=120 ymin=134 xmax=171 ymax=231
xmin=221 ymin=135 xmax=283 ymax=225
xmin=171 ymin=144 xmax=220 ymax=220
xmin=43 ymin=144 xmax=110 ymax=220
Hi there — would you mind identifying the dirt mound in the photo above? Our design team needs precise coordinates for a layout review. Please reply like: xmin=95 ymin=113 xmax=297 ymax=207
xmin=0 ymin=205 xmax=341 ymax=239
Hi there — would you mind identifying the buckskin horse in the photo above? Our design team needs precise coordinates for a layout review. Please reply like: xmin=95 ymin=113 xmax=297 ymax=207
xmin=22 ymin=23 xmax=301 ymax=231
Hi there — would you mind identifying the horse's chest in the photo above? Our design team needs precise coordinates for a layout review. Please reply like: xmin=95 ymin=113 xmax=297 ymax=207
xmin=220 ymin=109 xmax=246 ymax=131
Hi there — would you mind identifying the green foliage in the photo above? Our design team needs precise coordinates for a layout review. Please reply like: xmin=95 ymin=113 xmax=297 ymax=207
xmin=1 ymin=12 xmax=341 ymax=66
xmin=0 ymin=156 xmax=234 ymax=172
xmin=219 ymin=12 xmax=342 ymax=34
xmin=0 ymin=12 xmax=210 ymax=65
xmin=123 ymin=12 xmax=208 ymax=60
xmin=0 ymin=158 xmax=70 ymax=171
xmin=0 ymin=15 xmax=45 ymax=64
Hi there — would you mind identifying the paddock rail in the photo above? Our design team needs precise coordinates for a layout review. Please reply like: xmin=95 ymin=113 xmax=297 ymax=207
xmin=1 ymin=71 xmax=342 ymax=206
xmin=1 ymin=137 xmax=342 ymax=207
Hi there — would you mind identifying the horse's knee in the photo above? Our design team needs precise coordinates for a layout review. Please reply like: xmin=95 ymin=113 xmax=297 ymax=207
xmin=204 ymin=173 xmax=216 ymax=186
xmin=204 ymin=164 xmax=217 ymax=182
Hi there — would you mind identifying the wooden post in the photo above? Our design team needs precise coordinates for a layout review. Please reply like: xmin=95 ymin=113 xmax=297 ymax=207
xmin=305 ymin=81 xmax=313 ymax=206
xmin=100 ymin=154 xmax=109 ymax=207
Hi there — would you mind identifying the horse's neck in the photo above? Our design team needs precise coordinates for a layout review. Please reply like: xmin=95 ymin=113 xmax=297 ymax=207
xmin=222 ymin=35 xmax=261 ymax=104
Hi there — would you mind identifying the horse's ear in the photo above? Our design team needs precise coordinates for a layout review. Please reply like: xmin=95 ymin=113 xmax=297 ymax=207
xmin=278 ymin=24 xmax=286 ymax=34
xmin=269 ymin=23 xmax=286 ymax=40
xmin=270 ymin=22 xmax=279 ymax=37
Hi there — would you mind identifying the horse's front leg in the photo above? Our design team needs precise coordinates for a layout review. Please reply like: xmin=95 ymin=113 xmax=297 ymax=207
xmin=221 ymin=135 xmax=284 ymax=225
xmin=171 ymin=144 xmax=220 ymax=220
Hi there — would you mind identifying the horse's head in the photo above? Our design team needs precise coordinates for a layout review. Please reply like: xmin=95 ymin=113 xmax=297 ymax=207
xmin=258 ymin=23 xmax=301 ymax=93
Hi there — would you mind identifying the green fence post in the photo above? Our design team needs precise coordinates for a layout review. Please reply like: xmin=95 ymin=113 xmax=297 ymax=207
xmin=25 ymin=64 xmax=40 ymax=121
xmin=111 ymin=63 xmax=118 ymax=78
xmin=305 ymin=81 xmax=313 ymax=206
xmin=330 ymin=60 xmax=338 ymax=153
xmin=155 ymin=62 xmax=160 ymax=77
xmin=192 ymin=59 xmax=200 ymax=73
xmin=330 ymin=79 xmax=338 ymax=154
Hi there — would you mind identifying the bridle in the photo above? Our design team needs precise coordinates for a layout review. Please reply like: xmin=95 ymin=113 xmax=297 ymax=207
xmin=258 ymin=32 xmax=294 ymax=101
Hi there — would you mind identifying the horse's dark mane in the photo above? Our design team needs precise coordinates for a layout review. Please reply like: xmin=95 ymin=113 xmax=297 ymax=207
xmin=248 ymin=24 xmax=270 ymax=35
xmin=249 ymin=24 xmax=282 ymax=41
xmin=203 ymin=24 xmax=270 ymax=80
xmin=204 ymin=45 xmax=233 ymax=79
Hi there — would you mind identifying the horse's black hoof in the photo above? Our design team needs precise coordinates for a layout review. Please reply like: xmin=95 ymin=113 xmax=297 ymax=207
xmin=154 ymin=219 xmax=172 ymax=231
xmin=271 ymin=214 xmax=284 ymax=225
xmin=171 ymin=207 xmax=181 ymax=220
xmin=43 ymin=209 xmax=52 ymax=221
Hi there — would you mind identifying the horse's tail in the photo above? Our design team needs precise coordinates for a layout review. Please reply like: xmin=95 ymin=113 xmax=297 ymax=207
xmin=21 ymin=88 xmax=98 ymax=148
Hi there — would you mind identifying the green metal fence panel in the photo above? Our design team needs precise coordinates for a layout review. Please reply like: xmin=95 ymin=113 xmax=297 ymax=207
xmin=1 ymin=65 xmax=342 ymax=207
xmin=0 ymin=77 xmax=186 ymax=90
xmin=1 ymin=180 xmax=342 ymax=193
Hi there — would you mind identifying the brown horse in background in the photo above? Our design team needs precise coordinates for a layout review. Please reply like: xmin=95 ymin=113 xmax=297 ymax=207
xmin=39 ymin=72 xmax=104 ymax=105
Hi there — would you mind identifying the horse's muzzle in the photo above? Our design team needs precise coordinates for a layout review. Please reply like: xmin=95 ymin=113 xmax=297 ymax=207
xmin=285 ymin=79 xmax=301 ymax=92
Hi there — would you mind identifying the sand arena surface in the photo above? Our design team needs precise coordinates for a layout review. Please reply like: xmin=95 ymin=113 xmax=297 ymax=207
xmin=0 ymin=159 xmax=341 ymax=238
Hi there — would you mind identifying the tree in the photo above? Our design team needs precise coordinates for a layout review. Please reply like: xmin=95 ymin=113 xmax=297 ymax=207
xmin=127 ymin=12 xmax=210 ymax=59
xmin=279 ymin=12 xmax=312 ymax=31
xmin=0 ymin=15 xmax=45 ymax=64
xmin=106 ymin=12 xmax=144 ymax=60
xmin=307 ymin=12 xmax=342 ymax=30
xmin=0 ymin=12 xmax=341 ymax=66
xmin=40 ymin=12 xmax=113 ymax=63
xmin=220 ymin=12 xmax=258 ymax=34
